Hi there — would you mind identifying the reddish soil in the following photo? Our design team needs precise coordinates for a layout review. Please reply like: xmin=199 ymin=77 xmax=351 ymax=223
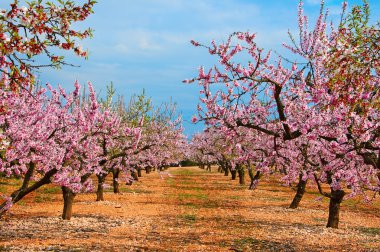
xmin=0 ymin=166 xmax=379 ymax=251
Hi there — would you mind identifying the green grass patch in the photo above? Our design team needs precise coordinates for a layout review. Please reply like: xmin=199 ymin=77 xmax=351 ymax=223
xmin=307 ymin=190 xmax=323 ymax=195
xmin=170 ymin=169 xmax=194 ymax=176
xmin=178 ymin=192 xmax=208 ymax=201
xmin=232 ymin=237 xmax=261 ymax=250
xmin=182 ymin=200 xmax=220 ymax=209
xmin=164 ymin=193 xmax=176 ymax=198
xmin=40 ymin=187 xmax=61 ymax=194
xmin=171 ymin=185 xmax=202 ymax=191
xmin=178 ymin=180 xmax=193 ymax=185
xmin=203 ymin=200 xmax=220 ymax=208
xmin=0 ymin=186 xmax=6 ymax=193
xmin=358 ymin=227 xmax=380 ymax=236
xmin=0 ymin=178 xmax=22 ymax=187
xmin=343 ymin=200 xmax=358 ymax=207
xmin=218 ymin=241 xmax=228 ymax=248
xmin=166 ymin=178 xmax=175 ymax=186
xmin=196 ymin=193 xmax=208 ymax=200
xmin=0 ymin=180 xmax=9 ymax=185
xmin=178 ymin=214 xmax=197 ymax=224
xmin=263 ymin=196 xmax=288 ymax=202
xmin=18 ymin=200 xmax=27 ymax=206
xmin=233 ymin=185 xmax=248 ymax=191
xmin=34 ymin=194 xmax=53 ymax=203
xmin=184 ymin=202 xmax=198 ymax=209
xmin=178 ymin=193 xmax=193 ymax=200
xmin=0 ymin=245 xmax=12 ymax=251
xmin=186 ymin=186 xmax=202 ymax=191
xmin=312 ymin=217 xmax=325 ymax=223
xmin=230 ymin=237 xmax=295 ymax=251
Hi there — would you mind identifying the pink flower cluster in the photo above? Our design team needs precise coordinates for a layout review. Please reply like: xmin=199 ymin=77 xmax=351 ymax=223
xmin=189 ymin=1 xmax=379 ymax=203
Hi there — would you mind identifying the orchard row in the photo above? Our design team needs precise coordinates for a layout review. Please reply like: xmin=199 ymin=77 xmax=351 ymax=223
xmin=0 ymin=78 xmax=187 ymax=219
xmin=0 ymin=0 xmax=188 ymax=220
xmin=187 ymin=1 xmax=379 ymax=229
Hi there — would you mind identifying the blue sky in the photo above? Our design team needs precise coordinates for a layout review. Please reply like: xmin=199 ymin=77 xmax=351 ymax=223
xmin=3 ymin=0 xmax=380 ymax=137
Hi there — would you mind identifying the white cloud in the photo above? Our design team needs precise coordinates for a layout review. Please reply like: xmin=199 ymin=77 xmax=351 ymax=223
xmin=19 ymin=0 xmax=379 ymax=136
xmin=114 ymin=44 xmax=130 ymax=55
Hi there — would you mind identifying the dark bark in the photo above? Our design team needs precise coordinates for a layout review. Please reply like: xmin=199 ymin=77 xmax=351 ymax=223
xmin=224 ymin=163 xmax=229 ymax=176
xmin=21 ymin=162 xmax=35 ymax=189
xmin=217 ymin=165 xmax=222 ymax=173
xmin=289 ymin=174 xmax=307 ymax=209
xmin=145 ymin=167 xmax=151 ymax=174
xmin=238 ymin=168 xmax=245 ymax=185
xmin=248 ymin=170 xmax=261 ymax=190
xmin=112 ymin=168 xmax=120 ymax=193
xmin=137 ymin=168 xmax=142 ymax=177
xmin=231 ymin=170 xmax=237 ymax=180
xmin=0 ymin=168 xmax=57 ymax=217
xmin=314 ymin=172 xmax=346 ymax=228
xmin=326 ymin=188 xmax=345 ymax=228
xmin=131 ymin=170 xmax=138 ymax=182
xmin=206 ymin=163 xmax=211 ymax=172
xmin=313 ymin=173 xmax=343 ymax=228
xmin=96 ymin=174 xmax=107 ymax=201
xmin=61 ymin=186 xmax=76 ymax=220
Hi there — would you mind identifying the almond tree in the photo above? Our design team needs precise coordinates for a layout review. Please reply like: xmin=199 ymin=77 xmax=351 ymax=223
xmin=129 ymin=102 xmax=187 ymax=176
xmin=93 ymin=89 xmax=187 ymax=200
xmin=187 ymin=1 xmax=379 ymax=228
xmin=93 ymin=92 xmax=143 ymax=201
xmin=0 ymin=0 xmax=96 ymax=89
xmin=189 ymin=130 xmax=220 ymax=172
xmin=0 ymin=80 xmax=102 ymax=218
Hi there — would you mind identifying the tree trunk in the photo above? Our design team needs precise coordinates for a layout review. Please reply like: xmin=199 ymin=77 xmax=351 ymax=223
xmin=224 ymin=163 xmax=229 ymax=176
xmin=112 ymin=169 xmax=120 ymax=193
xmin=61 ymin=186 xmax=76 ymax=220
xmin=131 ymin=170 xmax=138 ymax=182
xmin=0 ymin=168 xmax=57 ymax=217
xmin=238 ymin=168 xmax=245 ymax=185
xmin=231 ymin=170 xmax=237 ymax=180
xmin=207 ymin=163 xmax=211 ymax=172
xmin=326 ymin=188 xmax=345 ymax=228
xmin=289 ymin=174 xmax=307 ymax=209
xmin=248 ymin=167 xmax=254 ymax=188
xmin=249 ymin=171 xmax=261 ymax=190
xmin=96 ymin=174 xmax=106 ymax=201
xmin=137 ymin=168 xmax=142 ymax=177
xmin=217 ymin=165 xmax=222 ymax=173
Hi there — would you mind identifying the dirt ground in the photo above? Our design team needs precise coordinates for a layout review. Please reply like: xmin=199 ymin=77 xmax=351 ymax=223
xmin=0 ymin=166 xmax=380 ymax=251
